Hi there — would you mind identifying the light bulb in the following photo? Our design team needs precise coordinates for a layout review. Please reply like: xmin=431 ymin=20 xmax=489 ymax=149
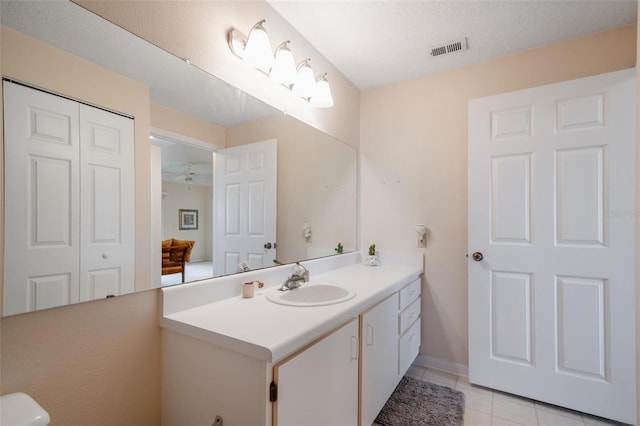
xmin=243 ymin=20 xmax=273 ymax=72
xmin=270 ymin=41 xmax=297 ymax=86
xmin=310 ymin=73 xmax=334 ymax=108
xmin=292 ymin=59 xmax=315 ymax=98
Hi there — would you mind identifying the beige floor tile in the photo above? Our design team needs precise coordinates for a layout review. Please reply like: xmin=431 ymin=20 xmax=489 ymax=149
xmin=456 ymin=377 xmax=495 ymax=396
xmin=493 ymin=396 xmax=538 ymax=426
xmin=405 ymin=364 xmax=425 ymax=380
xmin=535 ymin=402 xmax=584 ymax=423
xmin=462 ymin=388 xmax=493 ymax=414
xmin=423 ymin=367 xmax=458 ymax=387
xmin=537 ymin=409 xmax=585 ymax=426
xmin=493 ymin=390 xmax=536 ymax=408
xmin=492 ymin=416 xmax=531 ymax=426
xmin=464 ymin=408 xmax=493 ymax=426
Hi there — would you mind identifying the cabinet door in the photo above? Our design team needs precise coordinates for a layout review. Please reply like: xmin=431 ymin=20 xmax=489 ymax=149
xmin=361 ymin=293 xmax=399 ymax=426
xmin=274 ymin=318 xmax=359 ymax=426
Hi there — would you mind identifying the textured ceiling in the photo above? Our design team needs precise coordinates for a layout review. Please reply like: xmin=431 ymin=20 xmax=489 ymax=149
xmin=268 ymin=0 xmax=638 ymax=89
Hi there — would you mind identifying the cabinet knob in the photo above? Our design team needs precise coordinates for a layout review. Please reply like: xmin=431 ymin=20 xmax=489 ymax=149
xmin=102 ymin=252 xmax=110 ymax=259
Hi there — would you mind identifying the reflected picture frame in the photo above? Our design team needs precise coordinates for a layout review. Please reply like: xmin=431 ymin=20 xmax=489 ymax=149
xmin=179 ymin=209 xmax=198 ymax=230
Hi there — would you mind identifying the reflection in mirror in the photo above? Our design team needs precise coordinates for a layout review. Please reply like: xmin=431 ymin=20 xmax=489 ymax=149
xmin=1 ymin=0 xmax=357 ymax=317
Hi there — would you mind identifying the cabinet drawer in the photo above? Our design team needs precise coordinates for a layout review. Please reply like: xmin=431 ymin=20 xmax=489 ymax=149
xmin=399 ymin=278 xmax=421 ymax=311
xmin=399 ymin=319 xmax=421 ymax=376
xmin=399 ymin=297 xmax=420 ymax=335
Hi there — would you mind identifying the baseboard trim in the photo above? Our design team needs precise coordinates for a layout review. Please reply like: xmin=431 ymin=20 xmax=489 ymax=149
xmin=414 ymin=355 xmax=469 ymax=377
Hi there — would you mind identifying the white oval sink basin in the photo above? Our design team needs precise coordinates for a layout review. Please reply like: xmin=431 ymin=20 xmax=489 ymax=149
xmin=266 ymin=284 xmax=356 ymax=307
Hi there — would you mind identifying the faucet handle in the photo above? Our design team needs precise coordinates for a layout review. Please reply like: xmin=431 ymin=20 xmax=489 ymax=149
xmin=293 ymin=262 xmax=309 ymax=281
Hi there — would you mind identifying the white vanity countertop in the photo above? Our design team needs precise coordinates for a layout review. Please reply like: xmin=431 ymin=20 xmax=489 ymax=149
xmin=161 ymin=253 xmax=422 ymax=364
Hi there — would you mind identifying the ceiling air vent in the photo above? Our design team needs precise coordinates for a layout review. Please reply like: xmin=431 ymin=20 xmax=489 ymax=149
xmin=430 ymin=38 xmax=468 ymax=57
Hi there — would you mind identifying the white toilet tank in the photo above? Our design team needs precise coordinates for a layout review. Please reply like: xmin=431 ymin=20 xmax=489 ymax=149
xmin=0 ymin=393 xmax=50 ymax=426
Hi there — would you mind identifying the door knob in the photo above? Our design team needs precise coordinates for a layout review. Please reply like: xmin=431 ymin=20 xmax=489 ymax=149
xmin=472 ymin=252 xmax=483 ymax=262
xmin=264 ymin=242 xmax=272 ymax=249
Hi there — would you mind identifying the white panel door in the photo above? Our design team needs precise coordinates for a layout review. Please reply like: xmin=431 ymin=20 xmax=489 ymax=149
xmin=468 ymin=69 xmax=636 ymax=423
xmin=3 ymin=81 xmax=135 ymax=314
xmin=274 ymin=318 xmax=359 ymax=426
xmin=79 ymin=104 xmax=135 ymax=301
xmin=3 ymin=81 xmax=81 ymax=315
xmin=213 ymin=139 xmax=277 ymax=276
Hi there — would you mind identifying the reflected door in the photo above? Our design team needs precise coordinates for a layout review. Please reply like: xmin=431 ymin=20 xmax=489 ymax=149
xmin=3 ymin=82 xmax=134 ymax=315
xmin=214 ymin=139 xmax=277 ymax=276
xmin=468 ymin=69 xmax=635 ymax=423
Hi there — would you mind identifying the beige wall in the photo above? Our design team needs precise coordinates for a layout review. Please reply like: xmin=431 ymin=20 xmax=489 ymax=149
xmin=162 ymin=182 xmax=212 ymax=262
xmin=151 ymin=102 xmax=226 ymax=147
xmin=226 ymin=115 xmax=358 ymax=263
xmin=1 ymin=290 xmax=161 ymax=425
xmin=0 ymin=26 xmax=162 ymax=424
xmin=75 ymin=0 xmax=361 ymax=148
xmin=360 ymin=25 xmax=637 ymax=368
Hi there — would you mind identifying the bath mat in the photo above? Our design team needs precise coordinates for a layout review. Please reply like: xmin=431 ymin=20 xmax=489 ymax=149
xmin=375 ymin=376 xmax=465 ymax=426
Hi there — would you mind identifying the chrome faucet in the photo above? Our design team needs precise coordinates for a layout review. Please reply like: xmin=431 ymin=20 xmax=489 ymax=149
xmin=280 ymin=263 xmax=309 ymax=291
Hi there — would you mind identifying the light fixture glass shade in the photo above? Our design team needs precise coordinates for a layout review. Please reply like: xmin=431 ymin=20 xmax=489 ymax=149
xmin=310 ymin=74 xmax=334 ymax=108
xmin=292 ymin=59 xmax=315 ymax=98
xmin=243 ymin=20 xmax=273 ymax=72
xmin=227 ymin=28 xmax=246 ymax=58
xmin=270 ymin=41 xmax=297 ymax=86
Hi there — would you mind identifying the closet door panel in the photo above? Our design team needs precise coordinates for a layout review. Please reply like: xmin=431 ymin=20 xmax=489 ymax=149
xmin=3 ymin=82 xmax=80 ymax=315
xmin=79 ymin=104 xmax=135 ymax=301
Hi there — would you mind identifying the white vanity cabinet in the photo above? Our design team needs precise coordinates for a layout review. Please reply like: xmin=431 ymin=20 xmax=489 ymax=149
xmin=360 ymin=293 xmax=401 ymax=426
xmin=398 ymin=278 xmax=421 ymax=375
xmin=359 ymin=278 xmax=421 ymax=426
xmin=274 ymin=318 xmax=359 ymax=426
xmin=161 ymin=253 xmax=424 ymax=426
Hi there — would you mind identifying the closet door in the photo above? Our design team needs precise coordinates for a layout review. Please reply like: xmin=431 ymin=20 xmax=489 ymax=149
xmin=3 ymin=81 xmax=81 ymax=315
xmin=3 ymin=81 xmax=136 ymax=314
xmin=79 ymin=104 xmax=135 ymax=301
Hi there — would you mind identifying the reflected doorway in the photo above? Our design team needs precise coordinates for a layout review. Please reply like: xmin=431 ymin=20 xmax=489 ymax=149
xmin=151 ymin=133 xmax=215 ymax=287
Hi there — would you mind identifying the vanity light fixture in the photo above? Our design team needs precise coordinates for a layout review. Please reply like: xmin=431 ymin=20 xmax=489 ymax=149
xmin=310 ymin=73 xmax=334 ymax=108
xmin=292 ymin=59 xmax=315 ymax=98
xmin=270 ymin=41 xmax=297 ymax=85
xmin=242 ymin=19 xmax=273 ymax=72
xmin=227 ymin=20 xmax=334 ymax=108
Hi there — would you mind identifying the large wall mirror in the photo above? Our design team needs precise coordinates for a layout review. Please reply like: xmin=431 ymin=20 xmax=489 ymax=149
xmin=1 ymin=1 xmax=357 ymax=317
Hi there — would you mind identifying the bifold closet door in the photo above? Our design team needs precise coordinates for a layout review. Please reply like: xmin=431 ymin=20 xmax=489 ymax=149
xmin=78 ymin=103 xmax=134 ymax=302
xmin=3 ymin=81 xmax=134 ymax=315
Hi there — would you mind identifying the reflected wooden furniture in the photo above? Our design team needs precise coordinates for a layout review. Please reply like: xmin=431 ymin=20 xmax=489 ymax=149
xmin=162 ymin=239 xmax=195 ymax=283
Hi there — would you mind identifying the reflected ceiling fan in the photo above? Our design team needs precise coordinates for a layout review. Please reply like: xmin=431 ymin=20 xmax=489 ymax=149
xmin=162 ymin=162 xmax=213 ymax=189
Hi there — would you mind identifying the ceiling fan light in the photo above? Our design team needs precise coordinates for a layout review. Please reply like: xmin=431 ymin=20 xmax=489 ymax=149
xmin=243 ymin=20 xmax=273 ymax=72
xmin=292 ymin=59 xmax=315 ymax=98
xmin=310 ymin=74 xmax=334 ymax=108
xmin=270 ymin=41 xmax=297 ymax=86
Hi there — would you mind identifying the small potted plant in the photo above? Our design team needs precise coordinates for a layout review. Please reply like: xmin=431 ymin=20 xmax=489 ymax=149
xmin=334 ymin=242 xmax=344 ymax=254
xmin=364 ymin=244 xmax=380 ymax=266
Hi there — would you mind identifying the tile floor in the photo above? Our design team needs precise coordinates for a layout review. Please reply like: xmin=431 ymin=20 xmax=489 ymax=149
xmin=402 ymin=365 xmax=628 ymax=426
